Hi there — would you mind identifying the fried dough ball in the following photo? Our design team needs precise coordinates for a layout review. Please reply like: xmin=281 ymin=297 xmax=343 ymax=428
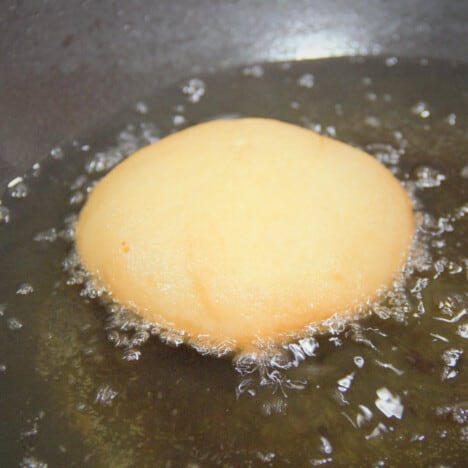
xmin=76 ymin=118 xmax=415 ymax=350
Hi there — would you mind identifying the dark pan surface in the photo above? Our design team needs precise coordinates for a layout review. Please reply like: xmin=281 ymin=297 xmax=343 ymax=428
xmin=1 ymin=0 xmax=467 ymax=186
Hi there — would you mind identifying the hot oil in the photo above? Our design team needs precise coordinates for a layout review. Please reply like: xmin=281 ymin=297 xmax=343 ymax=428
xmin=0 ymin=57 xmax=467 ymax=466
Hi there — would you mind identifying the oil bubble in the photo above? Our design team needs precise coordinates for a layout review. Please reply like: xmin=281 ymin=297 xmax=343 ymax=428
xmin=70 ymin=175 xmax=88 ymax=191
xmin=459 ymin=427 xmax=468 ymax=442
xmin=364 ymin=116 xmax=381 ymax=128
xmin=374 ymin=360 xmax=404 ymax=376
xmin=354 ymin=356 xmax=365 ymax=368
xmin=242 ymin=65 xmax=264 ymax=78
xmin=366 ymin=422 xmax=389 ymax=440
xmin=319 ymin=436 xmax=333 ymax=455
xmin=182 ymin=78 xmax=206 ymax=103
xmin=50 ymin=147 xmax=64 ymax=160
xmin=445 ymin=113 xmax=457 ymax=125
xmin=414 ymin=166 xmax=446 ymax=188
xmin=367 ymin=143 xmax=400 ymax=166
xmin=441 ymin=348 xmax=463 ymax=380
xmin=172 ymin=115 xmax=186 ymax=126
xmin=375 ymin=388 xmax=404 ymax=419
xmin=17 ymin=283 xmax=34 ymax=295
xmin=135 ymin=101 xmax=149 ymax=114
xmin=0 ymin=205 xmax=10 ymax=225
xmin=7 ymin=317 xmax=23 ymax=330
xmin=310 ymin=457 xmax=333 ymax=466
xmin=457 ymin=323 xmax=468 ymax=338
xmin=95 ymin=384 xmax=118 ymax=406
xmin=122 ymin=348 xmax=141 ymax=361
xmin=356 ymin=405 xmax=374 ymax=428
xmin=86 ymin=152 xmax=123 ymax=174
xmin=69 ymin=191 xmax=85 ymax=205
xmin=8 ymin=177 xmax=28 ymax=199
xmin=33 ymin=228 xmax=57 ymax=242
xmin=20 ymin=456 xmax=48 ymax=468
xmin=325 ymin=125 xmax=336 ymax=137
xmin=256 ymin=452 xmax=275 ymax=462
xmin=31 ymin=163 xmax=41 ymax=177
xmin=334 ymin=104 xmax=344 ymax=116
xmin=411 ymin=101 xmax=431 ymax=118
xmin=385 ymin=56 xmax=398 ymax=67
xmin=337 ymin=372 xmax=354 ymax=392
xmin=435 ymin=402 xmax=468 ymax=425
xmin=297 ymin=73 xmax=315 ymax=88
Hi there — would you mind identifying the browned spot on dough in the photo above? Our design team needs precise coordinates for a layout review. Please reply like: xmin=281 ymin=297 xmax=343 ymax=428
xmin=121 ymin=241 xmax=130 ymax=253
xmin=185 ymin=230 xmax=219 ymax=319
xmin=191 ymin=267 xmax=216 ymax=318
xmin=332 ymin=271 xmax=345 ymax=285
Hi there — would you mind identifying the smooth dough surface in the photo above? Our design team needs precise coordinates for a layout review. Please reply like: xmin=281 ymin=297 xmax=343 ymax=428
xmin=76 ymin=118 xmax=415 ymax=349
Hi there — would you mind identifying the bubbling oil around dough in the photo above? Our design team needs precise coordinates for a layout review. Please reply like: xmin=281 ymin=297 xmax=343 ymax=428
xmin=23 ymin=57 xmax=467 ymax=467
xmin=73 ymin=118 xmax=416 ymax=356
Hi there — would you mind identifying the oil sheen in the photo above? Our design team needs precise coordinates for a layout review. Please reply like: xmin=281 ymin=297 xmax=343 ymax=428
xmin=0 ymin=57 xmax=467 ymax=467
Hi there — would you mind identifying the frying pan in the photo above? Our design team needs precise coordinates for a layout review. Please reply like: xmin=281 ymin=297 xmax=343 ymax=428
xmin=1 ymin=0 xmax=467 ymax=466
